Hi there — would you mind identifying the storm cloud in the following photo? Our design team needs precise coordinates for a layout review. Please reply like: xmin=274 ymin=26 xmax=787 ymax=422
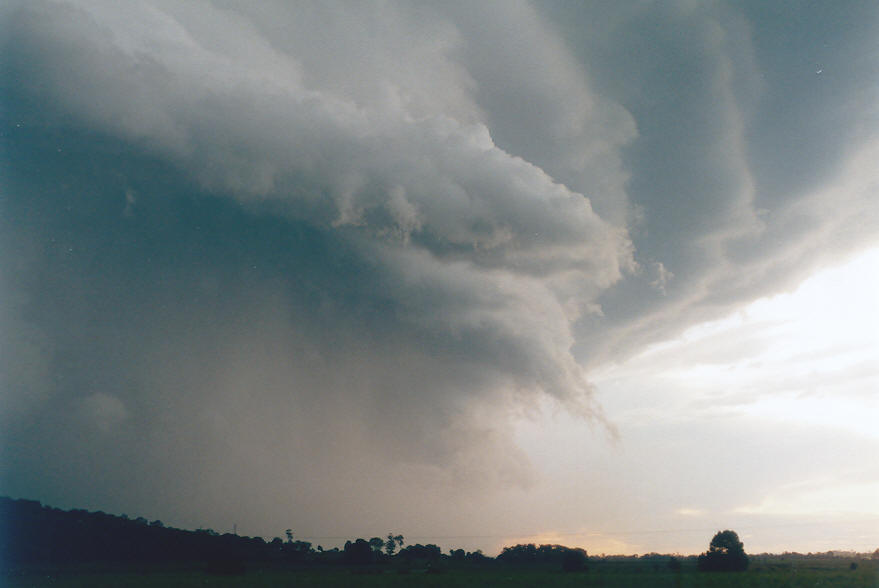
xmin=2 ymin=0 xmax=878 ymax=547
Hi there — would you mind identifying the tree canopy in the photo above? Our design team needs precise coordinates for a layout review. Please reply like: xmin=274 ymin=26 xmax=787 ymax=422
xmin=698 ymin=530 xmax=748 ymax=572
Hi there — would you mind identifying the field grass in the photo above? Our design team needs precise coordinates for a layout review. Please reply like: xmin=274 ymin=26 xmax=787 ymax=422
xmin=5 ymin=559 xmax=878 ymax=587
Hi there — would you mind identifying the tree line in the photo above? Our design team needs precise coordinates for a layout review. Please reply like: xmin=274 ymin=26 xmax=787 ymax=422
xmin=0 ymin=497 xmax=486 ymax=571
xmin=9 ymin=496 xmax=855 ymax=574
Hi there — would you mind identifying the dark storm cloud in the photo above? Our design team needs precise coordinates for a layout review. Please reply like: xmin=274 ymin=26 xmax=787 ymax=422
xmin=1 ymin=0 xmax=878 ymax=544
xmin=540 ymin=1 xmax=879 ymax=364
xmin=1 ymin=0 xmax=632 ymax=534
xmin=0 ymin=119 xmax=540 ymax=532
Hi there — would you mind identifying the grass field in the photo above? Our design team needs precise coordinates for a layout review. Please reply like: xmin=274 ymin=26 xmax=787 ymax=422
xmin=5 ymin=559 xmax=878 ymax=588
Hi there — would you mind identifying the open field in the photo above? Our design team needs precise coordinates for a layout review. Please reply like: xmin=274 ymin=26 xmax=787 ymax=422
xmin=6 ymin=559 xmax=878 ymax=588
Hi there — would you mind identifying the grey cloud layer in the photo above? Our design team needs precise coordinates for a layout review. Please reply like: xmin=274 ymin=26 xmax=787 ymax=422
xmin=550 ymin=1 xmax=879 ymax=364
xmin=2 ymin=0 xmax=632 ymax=532
xmin=5 ymin=0 xmax=633 ymax=388
xmin=11 ymin=0 xmax=632 ymax=272
xmin=2 ymin=0 xmax=878 ymax=544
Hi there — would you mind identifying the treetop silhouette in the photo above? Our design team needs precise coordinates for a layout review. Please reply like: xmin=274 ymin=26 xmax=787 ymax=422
xmin=698 ymin=529 xmax=748 ymax=572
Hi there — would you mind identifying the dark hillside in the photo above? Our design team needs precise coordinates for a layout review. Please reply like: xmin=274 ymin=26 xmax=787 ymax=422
xmin=0 ymin=497 xmax=268 ymax=567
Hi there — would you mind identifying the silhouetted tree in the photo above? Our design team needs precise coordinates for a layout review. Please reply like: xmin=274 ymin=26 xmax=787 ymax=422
xmin=498 ymin=543 xmax=586 ymax=570
xmin=399 ymin=543 xmax=442 ymax=562
xmin=668 ymin=556 xmax=682 ymax=571
xmin=561 ymin=548 xmax=588 ymax=572
xmin=465 ymin=549 xmax=488 ymax=563
xmin=368 ymin=537 xmax=385 ymax=554
xmin=448 ymin=547 xmax=487 ymax=564
xmin=344 ymin=538 xmax=374 ymax=565
xmin=498 ymin=543 xmax=538 ymax=563
xmin=385 ymin=533 xmax=404 ymax=557
xmin=698 ymin=530 xmax=748 ymax=572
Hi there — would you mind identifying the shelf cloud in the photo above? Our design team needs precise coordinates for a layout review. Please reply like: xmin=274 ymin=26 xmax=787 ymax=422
xmin=2 ymin=0 xmax=877 ymax=547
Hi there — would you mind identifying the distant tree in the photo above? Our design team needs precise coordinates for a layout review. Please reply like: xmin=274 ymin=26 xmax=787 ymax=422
xmin=561 ymin=548 xmax=588 ymax=572
xmin=698 ymin=530 xmax=748 ymax=572
xmin=498 ymin=543 xmax=585 ymax=570
xmin=498 ymin=543 xmax=538 ymax=563
xmin=385 ymin=533 xmax=404 ymax=557
xmin=399 ymin=543 xmax=442 ymax=562
xmin=465 ymin=549 xmax=487 ymax=563
xmin=368 ymin=537 xmax=385 ymax=554
xmin=872 ymin=548 xmax=879 ymax=560
xmin=344 ymin=538 xmax=374 ymax=565
xmin=668 ymin=556 xmax=682 ymax=572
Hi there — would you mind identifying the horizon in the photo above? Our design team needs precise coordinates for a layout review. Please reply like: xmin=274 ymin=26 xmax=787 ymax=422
xmin=4 ymin=495 xmax=877 ymax=559
xmin=2 ymin=1 xmax=878 ymax=559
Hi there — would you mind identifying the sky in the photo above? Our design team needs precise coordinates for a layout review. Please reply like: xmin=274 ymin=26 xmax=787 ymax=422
xmin=1 ymin=0 xmax=877 ymax=556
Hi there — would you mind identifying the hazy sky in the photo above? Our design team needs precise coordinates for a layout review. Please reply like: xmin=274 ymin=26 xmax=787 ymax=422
xmin=1 ymin=0 xmax=877 ymax=555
